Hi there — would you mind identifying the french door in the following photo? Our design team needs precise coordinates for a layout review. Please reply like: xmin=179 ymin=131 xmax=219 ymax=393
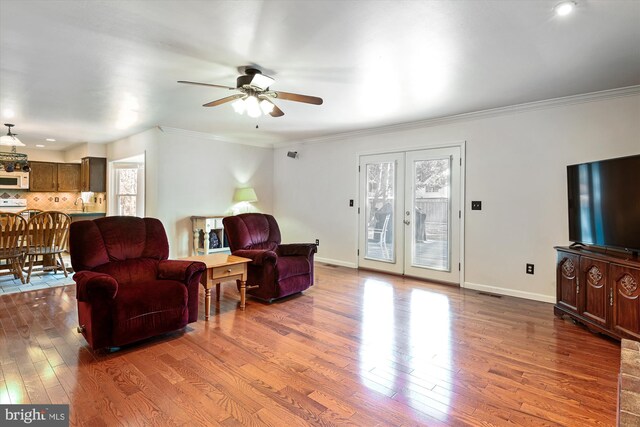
xmin=358 ymin=147 xmax=462 ymax=284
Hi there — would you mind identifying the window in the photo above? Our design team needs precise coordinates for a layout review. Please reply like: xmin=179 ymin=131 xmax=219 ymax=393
xmin=111 ymin=157 xmax=145 ymax=217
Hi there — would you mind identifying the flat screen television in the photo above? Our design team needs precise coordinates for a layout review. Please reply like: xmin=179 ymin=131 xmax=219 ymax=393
xmin=567 ymin=154 xmax=640 ymax=253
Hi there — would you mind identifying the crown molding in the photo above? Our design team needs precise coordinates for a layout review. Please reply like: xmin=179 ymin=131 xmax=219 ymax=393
xmin=159 ymin=85 xmax=639 ymax=149
xmin=283 ymin=85 xmax=640 ymax=147
xmin=156 ymin=126 xmax=274 ymax=148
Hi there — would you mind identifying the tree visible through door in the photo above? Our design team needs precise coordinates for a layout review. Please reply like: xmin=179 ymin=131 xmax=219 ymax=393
xmin=411 ymin=157 xmax=450 ymax=271
xmin=365 ymin=161 xmax=396 ymax=262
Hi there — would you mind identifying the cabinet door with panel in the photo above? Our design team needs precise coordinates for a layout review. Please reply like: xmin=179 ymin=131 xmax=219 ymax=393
xmin=57 ymin=163 xmax=81 ymax=191
xmin=579 ymin=256 xmax=608 ymax=328
xmin=556 ymin=251 xmax=580 ymax=314
xmin=610 ymin=263 xmax=640 ymax=340
xmin=29 ymin=161 xmax=58 ymax=191
xmin=81 ymin=157 xmax=106 ymax=192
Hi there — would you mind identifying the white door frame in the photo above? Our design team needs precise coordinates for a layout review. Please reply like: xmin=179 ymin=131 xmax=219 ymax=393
xmin=356 ymin=141 xmax=466 ymax=286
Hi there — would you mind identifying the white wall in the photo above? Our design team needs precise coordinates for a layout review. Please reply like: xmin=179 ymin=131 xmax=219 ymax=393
xmin=107 ymin=127 xmax=273 ymax=258
xmin=273 ymin=93 xmax=640 ymax=302
xmin=24 ymin=142 xmax=107 ymax=163
xmin=63 ymin=142 xmax=107 ymax=163
xmin=21 ymin=147 xmax=65 ymax=163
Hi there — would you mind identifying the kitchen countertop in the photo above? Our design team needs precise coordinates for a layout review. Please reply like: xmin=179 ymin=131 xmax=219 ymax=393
xmin=63 ymin=211 xmax=106 ymax=217
xmin=0 ymin=209 xmax=107 ymax=216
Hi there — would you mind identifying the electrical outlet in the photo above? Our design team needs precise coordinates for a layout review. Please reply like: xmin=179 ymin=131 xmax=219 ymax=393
xmin=471 ymin=201 xmax=482 ymax=210
xmin=315 ymin=239 xmax=319 ymax=246
xmin=526 ymin=263 xmax=535 ymax=275
xmin=54 ymin=197 xmax=59 ymax=202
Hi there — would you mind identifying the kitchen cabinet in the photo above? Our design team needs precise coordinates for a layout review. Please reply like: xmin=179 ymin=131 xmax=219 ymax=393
xmin=29 ymin=161 xmax=81 ymax=192
xmin=29 ymin=161 xmax=58 ymax=191
xmin=81 ymin=157 xmax=106 ymax=192
xmin=555 ymin=246 xmax=640 ymax=340
xmin=57 ymin=163 xmax=81 ymax=191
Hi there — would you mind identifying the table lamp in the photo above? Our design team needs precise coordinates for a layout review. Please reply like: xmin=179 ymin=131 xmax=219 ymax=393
xmin=233 ymin=187 xmax=258 ymax=213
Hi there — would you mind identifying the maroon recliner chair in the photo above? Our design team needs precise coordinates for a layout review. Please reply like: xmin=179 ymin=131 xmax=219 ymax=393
xmin=69 ymin=217 xmax=206 ymax=350
xmin=222 ymin=213 xmax=317 ymax=302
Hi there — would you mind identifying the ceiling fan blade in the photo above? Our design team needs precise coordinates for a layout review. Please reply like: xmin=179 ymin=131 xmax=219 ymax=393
xmin=269 ymin=102 xmax=284 ymax=117
xmin=273 ymin=91 xmax=323 ymax=105
xmin=257 ymin=96 xmax=284 ymax=117
xmin=203 ymin=94 xmax=245 ymax=107
xmin=178 ymin=80 xmax=236 ymax=90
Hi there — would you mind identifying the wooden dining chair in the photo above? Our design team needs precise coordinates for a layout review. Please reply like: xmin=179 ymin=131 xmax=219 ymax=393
xmin=18 ymin=208 xmax=43 ymax=221
xmin=0 ymin=213 xmax=27 ymax=283
xmin=24 ymin=211 xmax=71 ymax=283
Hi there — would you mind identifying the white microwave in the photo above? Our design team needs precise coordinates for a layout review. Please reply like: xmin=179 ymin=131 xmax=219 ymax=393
xmin=0 ymin=171 xmax=29 ymax=189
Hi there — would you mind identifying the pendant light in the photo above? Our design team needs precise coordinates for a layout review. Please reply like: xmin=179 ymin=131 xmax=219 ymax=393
xmin=0 ymin=124 xmax=30 ymax=172
xmin=0 ymin=124 xmax=25 ymax=147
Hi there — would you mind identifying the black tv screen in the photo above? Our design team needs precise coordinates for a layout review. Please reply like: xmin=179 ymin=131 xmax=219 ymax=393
xmin=567 ymin=154 xmax=640 ymax=252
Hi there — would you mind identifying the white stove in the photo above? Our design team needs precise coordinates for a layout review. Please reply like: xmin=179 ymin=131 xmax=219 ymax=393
xmin=0 ymin=198 xmax=28 ymax=213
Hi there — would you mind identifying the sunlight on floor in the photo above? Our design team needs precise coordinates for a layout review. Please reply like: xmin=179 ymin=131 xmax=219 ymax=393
xmin=359 ymin=279 xmax=396 ymax=392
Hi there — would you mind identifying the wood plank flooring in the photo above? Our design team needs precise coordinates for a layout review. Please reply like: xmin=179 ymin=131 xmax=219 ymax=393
xmin=0 ymin=264 xmax=620 ymax=426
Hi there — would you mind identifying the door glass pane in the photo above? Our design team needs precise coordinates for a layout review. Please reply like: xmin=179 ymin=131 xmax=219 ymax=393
xmin=365 ymin=161 xmax=395 ymax=262
xmin=412 ymin=157 xmax=450 ymax=270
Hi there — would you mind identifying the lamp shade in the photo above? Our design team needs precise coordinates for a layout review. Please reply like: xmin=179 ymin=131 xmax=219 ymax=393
xmin=0 ymin=134 xmax=25 ymax=147
xmin=233 ymin=187 xmax=258 ymax=203
xmin=1 ymin=124 xmax=25 ymax=147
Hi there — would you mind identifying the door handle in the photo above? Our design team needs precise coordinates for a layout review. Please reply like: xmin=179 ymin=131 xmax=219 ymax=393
xmin=403 ymin=220 xmax=410 ymax=225
xmin=610 ymin=287 xmax=614 ymax=306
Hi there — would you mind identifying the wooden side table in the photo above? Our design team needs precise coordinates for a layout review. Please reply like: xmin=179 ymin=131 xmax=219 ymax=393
xmin=180 ymin=253 xmax=252 ymax=319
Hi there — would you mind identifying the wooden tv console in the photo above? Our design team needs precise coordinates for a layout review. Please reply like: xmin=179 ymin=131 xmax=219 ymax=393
xmin=554 ymin=246 xmax=640 ymax=340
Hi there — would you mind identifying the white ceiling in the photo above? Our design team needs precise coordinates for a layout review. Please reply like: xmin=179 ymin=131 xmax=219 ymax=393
xmin=1 ymin=0 xmax=639 ymax=151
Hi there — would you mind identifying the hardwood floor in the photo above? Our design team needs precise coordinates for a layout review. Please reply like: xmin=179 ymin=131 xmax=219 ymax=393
xmin=0 ymin=264 xmax=620 ymax=426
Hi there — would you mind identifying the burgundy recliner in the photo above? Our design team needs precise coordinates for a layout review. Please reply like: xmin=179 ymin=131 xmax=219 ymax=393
xmin=222 ymin=213 xmax=317 ymax=301
xmin=69 ymin=217 xmax=206 ymax=350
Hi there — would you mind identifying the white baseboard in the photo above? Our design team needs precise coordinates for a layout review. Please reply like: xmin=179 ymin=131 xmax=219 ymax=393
xmin=315 ymin=257 xmax=357 ymax=269
xmin=463 ymin=281 xmax=556 ymax=304
xmin=310 ymin=262 xmax=556 ymax=303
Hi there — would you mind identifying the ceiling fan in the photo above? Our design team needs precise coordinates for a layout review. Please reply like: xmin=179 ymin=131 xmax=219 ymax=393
xmin=178 ymin=68 xmax=323 ymax=118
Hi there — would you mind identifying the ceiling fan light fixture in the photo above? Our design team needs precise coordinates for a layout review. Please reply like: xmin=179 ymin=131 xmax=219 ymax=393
xmin=249 ymin=73 xmax=275 ymax=91
xmin=180 ymin=67 xmax=323 ymax=118
xmin=260 ymin=99 xmax=274 ymax=115
xmin=245 ymin=96 xmax=261 ymax=118
xmin=232 ymin=98 xmax=246 ymax=114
